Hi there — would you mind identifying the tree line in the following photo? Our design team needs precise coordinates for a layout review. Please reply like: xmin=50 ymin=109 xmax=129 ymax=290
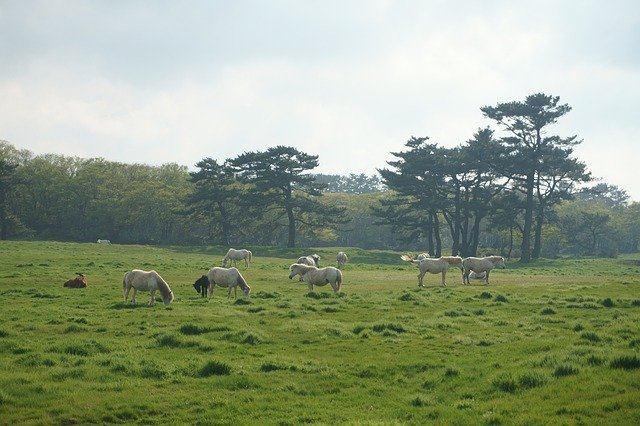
xmin=1 ymin=93 xmax=639 ymax=261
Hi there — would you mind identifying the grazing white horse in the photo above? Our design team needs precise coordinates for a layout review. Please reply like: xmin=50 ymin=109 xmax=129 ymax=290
xmin=462 ymin=256 xmax=506 ymax=285
xmin=297 ymin=254 xmax=320 ymax=267
xmin=336 ymin=251 xmax=348 ymax=269
xmin=401 ymin=255 xmax=453 ymax=287
xmin=123 ymin=269 xmax=174 ymax=306
xmin=97 ymin=239 xmax=111 ymax=244
xmin=194 ymin=267 xmax=251 ymax=299
xmin=288 ymin=263 xmax=342 ymax=293
xmin=468 ymin=271 xmax=487 ymax=280
xmin=223 ymin=248 xmax=252 ymax=268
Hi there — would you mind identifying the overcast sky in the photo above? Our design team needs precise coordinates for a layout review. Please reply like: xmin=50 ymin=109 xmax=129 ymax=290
xmin=1 ymin=1 xmax=639 ymax=200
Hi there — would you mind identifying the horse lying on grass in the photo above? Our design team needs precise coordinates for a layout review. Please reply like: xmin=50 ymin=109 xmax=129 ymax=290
xmin=462 ymin=256 xmax=506 ymax=285
xmin=123 ymin=269 xmax=174 ymax=306
xmin=193 ymin=267 xmax=251 ymax=299
xmin=288 ymin=263 xmax=342 ymax=293
xmin=400 ymin=254 xmax=462 ymax=287
xmin=64 ymin=273 xmax=87 ymax=288
xmin=222 ymin=248 xmax=252 ymax=268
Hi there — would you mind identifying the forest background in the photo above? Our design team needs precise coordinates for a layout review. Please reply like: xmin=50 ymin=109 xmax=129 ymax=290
xmin=1 ymin=95 xmax=639 ymax=261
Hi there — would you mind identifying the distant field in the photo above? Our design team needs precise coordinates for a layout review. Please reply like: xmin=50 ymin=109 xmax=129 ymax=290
xmin=0 ymin=241 xmax=639 ymax=425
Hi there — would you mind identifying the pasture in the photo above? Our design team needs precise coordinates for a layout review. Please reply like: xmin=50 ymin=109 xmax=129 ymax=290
xmin=0 ymin=241 xmax=639 ymax=425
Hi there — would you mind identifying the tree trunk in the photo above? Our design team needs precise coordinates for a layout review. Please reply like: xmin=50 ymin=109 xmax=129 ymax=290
xmin=520 ymin=173 xmax=535 ymax=263
xmin=286 ymin=205 xmax=296 ymax=248
xmin=433 ymin=213 xmax=442 ymax=257
xmin=532 ymin=202 xmax=545 ymax=259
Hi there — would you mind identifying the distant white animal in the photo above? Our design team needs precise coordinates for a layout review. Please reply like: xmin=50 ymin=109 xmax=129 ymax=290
xmin=123 ymin=269 xmax=174 ymax=306
xmin=223 ymin=248 xmax=252 ymax=268
xmin=297 ymin=254 xmax=320 ymax=267
xmin=468 ymin=271 xmax=487 ymax=280
xmin=288 ymin=263 xmax=342 ymax=293
xmin=193 ymin=267 xmax=251 ymax=299
xmin=400 ymin=255 xmax=453 ymax=287
xmin=416 ymin=253 xmax=430 ymax=261
xmin=336 ymin=251 xmax=348 ymax=269
xmin=97 ymin=239 xmax=111 ymax=244
xmin=462 ymin=256 xmax=506 ymax=285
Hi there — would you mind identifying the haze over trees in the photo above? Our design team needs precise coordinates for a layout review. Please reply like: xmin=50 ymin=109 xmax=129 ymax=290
xmin=0 ymin=93 xmax=638 ymax=257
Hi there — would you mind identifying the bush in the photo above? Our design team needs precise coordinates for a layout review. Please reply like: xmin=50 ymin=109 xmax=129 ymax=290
xmin=518 ymin=372 xmax=547 ymax=389
xmin=553 ymin=364 xmax=579 ymax=377
xmin=609 ymin=355 xmax=640 ymax=370
xmin=199 ymin=360 xmax=231 ymax=377
xmin=600 ymin=298 xmax=615 ymax=307
xmin=493 ymin=374 xmax=517 ymax=393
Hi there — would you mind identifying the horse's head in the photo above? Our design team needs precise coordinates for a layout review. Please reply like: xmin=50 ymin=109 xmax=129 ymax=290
xmin=193 ymin=275 xmax=209 ymax=292
xmin=288 ymin=264 xmax=300 ymax=280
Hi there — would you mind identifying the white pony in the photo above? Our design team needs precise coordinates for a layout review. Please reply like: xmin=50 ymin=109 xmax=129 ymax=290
xmin=194 ymin=267 xmax=251 ymax=299
xmin=222 ymin=248 xmax=252 ymax=268
xmin=400 ymin=255 xmax=453 ymax=287
xmin=123 ymin=269 xmax=174 ymax=306
xmin=288 ymin=263 xmax=342 ymax=293
xmin=336 ymin=251 xmax=348 ymax=269
xmin=297 ymin=254 xmax=320 ymax=267
xmin=97 ymin=239 xmax=111 ymax=244
xmin=462 ymin=256 xmax=506 ymax=285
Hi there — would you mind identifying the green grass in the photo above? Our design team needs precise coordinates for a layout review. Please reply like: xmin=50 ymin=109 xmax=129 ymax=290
xmin=0 ymin=241 xmax=639 ymax=424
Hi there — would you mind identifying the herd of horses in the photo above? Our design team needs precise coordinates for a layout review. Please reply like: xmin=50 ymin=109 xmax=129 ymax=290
xmin=72 ymin=246 xmax=505 ymax=306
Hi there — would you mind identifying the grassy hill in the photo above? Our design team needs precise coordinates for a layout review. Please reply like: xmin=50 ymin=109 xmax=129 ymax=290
xmin=0 ymin=241 xmax=639 ymax=424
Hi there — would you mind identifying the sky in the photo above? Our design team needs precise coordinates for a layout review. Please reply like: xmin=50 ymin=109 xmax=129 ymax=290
xmin=1 ymin=1 xmax=639 ymax=200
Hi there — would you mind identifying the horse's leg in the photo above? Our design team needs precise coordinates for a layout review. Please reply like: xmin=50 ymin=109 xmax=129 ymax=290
xmin=124 ymin=285 xmax=130 ymax=303
xmin=149 ymin=290 xmax=155 ymax=306
xmin=131 ymin=288 xmax=138 ymax=304
xmin=207 ymin=284 xmax=213 ymax=298
xmin=441 ymin=271 xmax=446 ymax=287
xmin=227 ymin=287 xmax=231 ymax=299
xmin=485 ymin=270 xmax=490 ymax=285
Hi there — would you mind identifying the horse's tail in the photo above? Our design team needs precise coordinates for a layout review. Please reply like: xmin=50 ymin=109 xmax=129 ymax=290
xmin=336 ymin=269 xmax=343 ymax=292
xmin=122 ymin=271 xmax=129 ymax=300
xmin=247 ymin=250 xmax=252 ymax=264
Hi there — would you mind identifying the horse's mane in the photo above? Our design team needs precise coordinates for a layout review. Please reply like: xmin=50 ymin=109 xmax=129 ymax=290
xmin=236 ymin=272 xmax=250 ymax=291
xmin=152 ymin=271 xmax=174 ymax=303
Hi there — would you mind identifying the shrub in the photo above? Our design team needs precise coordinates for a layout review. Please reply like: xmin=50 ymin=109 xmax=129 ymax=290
xmin=580 ymin=332 xmax=601 ymax=343
xmin=553 ymin=364 xmax=579 ymax=377
xmin=518 ymin=372 xmax=547 ymax=389
xmin=156 ymin=334 xmax=182 ymax=348
xmin=540 ymin=307 xmax=556 ymax=315
xmin=600 ymin=298 xmax=615 ymax=307
xmin=609 ymin=355 xmax=640 ymax=370
xmin=492 ymin=374 xmax=517 ymax=393
xmin=479 ymin=291 xmax=492 ymax=299
xmin=179 ymin=324 xmax=210 ymax=335
xmin=494 ymin=295 xmax=508 ymax=303
xmin=199 ymin=360 xmax=231 ymax=377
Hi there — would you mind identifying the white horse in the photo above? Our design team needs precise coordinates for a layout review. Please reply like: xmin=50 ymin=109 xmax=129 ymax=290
xmin=97 ymin=239 xmax=111 ymax=244
xmin=288 ymin=263 xmax=342 ymax=293
xmin=401 ymin=255 xmax=452 ymax=287
xmin=336 ymin=251 xmax=348 ymax=269
xmin=194 ymin=267 xmax=251 ymax=299
xmin=297 ymin=254 xmax=320 ymax=267
xmin=462 ymin=256 xmax=506 ymax=285
xmin=123 ymin=269 xmax=174 ymax=306
xmin=222 ymin=248 xmax=252 ymax=268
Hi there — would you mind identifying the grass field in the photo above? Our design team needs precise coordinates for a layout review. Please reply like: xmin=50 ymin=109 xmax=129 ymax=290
xmin=0 ymin=241 xmax=639 ymax=425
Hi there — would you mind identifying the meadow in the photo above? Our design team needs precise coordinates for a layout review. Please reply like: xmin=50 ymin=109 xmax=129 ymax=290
xmin=0 ymin=241 xmax=639 ymax=425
